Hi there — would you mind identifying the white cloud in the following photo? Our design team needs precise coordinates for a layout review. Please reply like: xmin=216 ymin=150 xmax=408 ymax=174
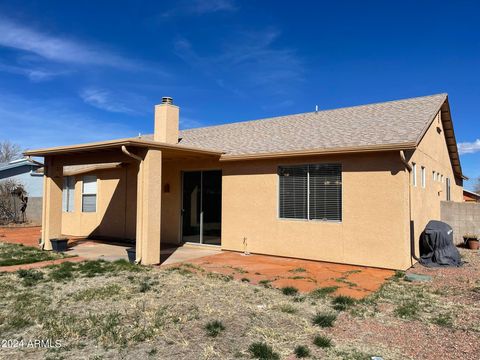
xmin=458 ymin=139 xmax=480 ymax=154
xmin=0 ymin=61 xmax=68 ymax=82
xmin=0 ymin=17 xmax=138 ymax=69
xmin=79 ymin=88 xmax=137 ymax=114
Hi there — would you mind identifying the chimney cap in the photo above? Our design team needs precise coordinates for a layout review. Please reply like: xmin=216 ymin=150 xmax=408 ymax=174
xmin=161 ymin=96 xmax=173 ymax=105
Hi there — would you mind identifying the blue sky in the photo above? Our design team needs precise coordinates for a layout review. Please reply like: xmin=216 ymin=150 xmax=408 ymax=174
xmin=0 ymin=0 xmax=478 ymax=188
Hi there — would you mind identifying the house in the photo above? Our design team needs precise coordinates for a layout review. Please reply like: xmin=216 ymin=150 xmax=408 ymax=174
xmin=25 ymin=93 xmax=464 ymax=270
xmin=0 ymin=158 xmax=44 ymax=223
xmin=464 ymin=189 xmax=480 ymax=202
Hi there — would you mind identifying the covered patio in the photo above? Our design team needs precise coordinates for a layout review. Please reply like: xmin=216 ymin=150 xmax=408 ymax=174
xmin=24 ymin=138 xmax=222 ymax=265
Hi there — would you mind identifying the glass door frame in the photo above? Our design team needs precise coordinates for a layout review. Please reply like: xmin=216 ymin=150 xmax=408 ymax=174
xmin=180 ymin=169 xmax=222 ymax=246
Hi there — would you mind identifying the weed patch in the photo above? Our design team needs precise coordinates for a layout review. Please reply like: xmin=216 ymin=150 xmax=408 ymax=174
xmin=281 ymin=286 xmax=299 ymax=296
xmin=0 ymin=243 xmax=65 ymax=266
xmin=248 ymin=342 xmax=280 ymax=360
xmin=310 ymin=286 xmax=338 ymax=299
xmin=313 ymin=335 xmax=332 ymax=348
xmin=294 ymin=345 xmax=310 ymax=358
xmin=312 ymin=312 xmax=337 ymax=327
xmin=394 ymin=300 xmax=419 ymax=319
xmin=332 ymin=295 xmax=356 ymax=311
xmin=17 ymin=269 xmax=44 ymax=286
xmin=205 ymin=320 xmax=225 ymax=337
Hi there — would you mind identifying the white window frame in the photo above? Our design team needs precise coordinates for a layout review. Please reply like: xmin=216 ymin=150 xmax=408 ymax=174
xmin=421 ymin=166 xmax=426 ymax=188
xmin=82 ymin=175 xmax=97 ymax=213
xmin=412 ymin=163 xmax=417 ymax=187
xmin=62 ymin=176 xmax=75 ymax=212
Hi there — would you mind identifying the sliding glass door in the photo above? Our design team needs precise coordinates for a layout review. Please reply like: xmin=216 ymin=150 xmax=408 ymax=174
xmin=182 ymin=170 xmax=221 ymax=245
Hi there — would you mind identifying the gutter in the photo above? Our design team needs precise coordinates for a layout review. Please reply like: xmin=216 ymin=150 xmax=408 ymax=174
xmin=400 ymin=150 xmax=420 ymax=264
xmin=121 ymin=146 xmax=143 ymax=264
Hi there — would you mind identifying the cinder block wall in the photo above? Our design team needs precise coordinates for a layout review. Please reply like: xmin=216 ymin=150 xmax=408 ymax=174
xmin=441 ymin=201 xmax=480 ymax=244
xmin=26 ymin=197 xmax=43 ymax=225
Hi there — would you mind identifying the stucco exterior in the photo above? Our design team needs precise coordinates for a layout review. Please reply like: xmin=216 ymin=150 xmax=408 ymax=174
xmin=27 ymin=95 xmax=465 ymax=270
xmin=408 ymin=111 xmax=463 ymax=258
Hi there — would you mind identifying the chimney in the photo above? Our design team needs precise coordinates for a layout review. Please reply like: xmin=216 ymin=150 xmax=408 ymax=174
xmin=154 ymin=97 xmax=179 ymax=143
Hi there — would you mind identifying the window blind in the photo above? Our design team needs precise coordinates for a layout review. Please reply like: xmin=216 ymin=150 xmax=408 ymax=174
xmin=309 ymin=164 xmax=342 ymax=221
xmin=279 ymin=164 xmax=342 ymax=221
xmin=278 ymin=165 xmax=308 ymax=219
xmin=82 ymin=175 xmax=97 ymax=212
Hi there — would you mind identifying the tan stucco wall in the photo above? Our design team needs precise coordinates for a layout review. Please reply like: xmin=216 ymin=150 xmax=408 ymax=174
xmin=61 ymin=165 xmax=137 ymax=239
xmin=220 ymin=153 xmax=411 ymax=270
xmin=409 ymin=112 xmax=463 ymax=255
xmin=159 ymin=152 xmax=411 ymax=270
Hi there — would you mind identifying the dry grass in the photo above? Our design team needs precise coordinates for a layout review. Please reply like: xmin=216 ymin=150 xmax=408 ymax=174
xmin=0 ymin=249 xmax=479 ymax=359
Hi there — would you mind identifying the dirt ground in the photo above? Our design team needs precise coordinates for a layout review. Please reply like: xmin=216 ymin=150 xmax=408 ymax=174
xmin=0 ymin=229 xmax=480 ymax=360
xmin=0 ymin=248 xmax=478 ymax=359
xmin=0 ymin=226 xmax=41 ymax=247
xmin=184 ymin=251 xmax=394 ymax=299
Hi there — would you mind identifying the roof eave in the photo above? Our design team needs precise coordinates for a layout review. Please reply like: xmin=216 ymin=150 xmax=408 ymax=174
xmin=219 ymin=143 xmax=417 ymax=162
xmin=23 ymin=138 xmax=224 ymax=157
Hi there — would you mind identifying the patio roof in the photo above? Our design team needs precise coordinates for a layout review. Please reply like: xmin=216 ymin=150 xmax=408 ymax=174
xmin=24 ymin=137 xmax=224 ymax=161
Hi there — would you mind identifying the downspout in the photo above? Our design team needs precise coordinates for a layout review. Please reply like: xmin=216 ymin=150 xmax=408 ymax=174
xmin=121 ymin=146 xmax=143 ymax=264
xmin=400 ymin=151 xmax=420 ymax=264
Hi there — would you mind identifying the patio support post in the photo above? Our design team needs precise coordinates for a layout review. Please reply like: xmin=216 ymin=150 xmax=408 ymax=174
xmin=41 ymin=156 xmax=63 ymax=250
xmin=136 ymin=149 xmax=162 ymax=264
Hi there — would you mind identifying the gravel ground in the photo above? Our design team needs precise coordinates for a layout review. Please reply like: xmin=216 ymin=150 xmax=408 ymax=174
xmin=0 ymin=249 xmax=478 ymax=359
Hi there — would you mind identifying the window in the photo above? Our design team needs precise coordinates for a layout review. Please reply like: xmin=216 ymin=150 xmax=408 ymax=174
xmin=62 ymin=176 xmax=75 ymax=212
xmin=82 ymin=175 xmax=97 ymax=212
xmin=412 ymin=163 xmax=417 ymax=186
xmin=446 ymin=177 xmax=451 ymax=201
xmin=279 ymin=164 xmax=342 ymax=221
xmin=441 ymin=174 xmax=444 ymax=183
xmin=421 ymin=166 xmax=426 ymax=188
xmin=432 ymin=171 xmax=436 ymax=182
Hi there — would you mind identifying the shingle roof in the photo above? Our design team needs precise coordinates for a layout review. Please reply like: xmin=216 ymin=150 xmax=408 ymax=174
xmin=166 ymin=93 xmax=447 ymax=156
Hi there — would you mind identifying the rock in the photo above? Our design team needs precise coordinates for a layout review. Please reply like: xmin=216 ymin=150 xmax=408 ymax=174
xmin=404 ymin=273 xmax=432 ymax=282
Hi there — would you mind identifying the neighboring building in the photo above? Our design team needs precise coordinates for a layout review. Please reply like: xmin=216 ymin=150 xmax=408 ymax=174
xmin=26 ymin=93 xmax=465 ymax=270
xmin=464 ymin=189 xmax=480 ymax=202
xmin=0 ymin=158 xmax=44 ymax=223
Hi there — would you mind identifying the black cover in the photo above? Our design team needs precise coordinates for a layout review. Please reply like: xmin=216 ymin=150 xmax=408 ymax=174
xmin=419 ymin=220 xmax=462 ymax=267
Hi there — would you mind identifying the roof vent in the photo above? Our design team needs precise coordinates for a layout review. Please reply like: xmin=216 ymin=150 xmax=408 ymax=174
xmin=162 ymin=96 xmax=173 ymax=105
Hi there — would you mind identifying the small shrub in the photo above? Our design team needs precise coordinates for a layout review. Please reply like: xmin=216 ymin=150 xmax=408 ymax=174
xmin=294 ymin=345 xmax=310 ymax=358
xmin=241 ymin=277 xmax=250 ymax=282
xmin=332 ymin=295 xmax=356 ymax=311
xmin=312 ymin=312 xmax=337 ymax=327
xmin=313 ymin=335 xmax=332 ymax=348
xmin=289 ymin=267 xmax=306 ymax=273
xmin=310 ymin=286 xmax=338 ymax=298
xmin=17 ymin=269 xmax=44 ymax=286
xmin=393 ymin=270 xmax=405 ymax=279
xmin=281 ymin=286 xmax=299 ymax=296
xmin=432 ymin=313 xmax=453 ymax=327
xmin=205 ymin=320 xmax=225 ymax=337
xmin=248 ymin=342 xmax=280 ymax=360
xmin=394 ymin=301 xmax=419 ymax=319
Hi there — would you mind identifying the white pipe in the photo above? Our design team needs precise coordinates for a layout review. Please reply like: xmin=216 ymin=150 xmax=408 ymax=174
xmin=400 ymin=150 xmax=412 ymax=171
xmin=121 ymin=146 xmax=143 ymax=264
